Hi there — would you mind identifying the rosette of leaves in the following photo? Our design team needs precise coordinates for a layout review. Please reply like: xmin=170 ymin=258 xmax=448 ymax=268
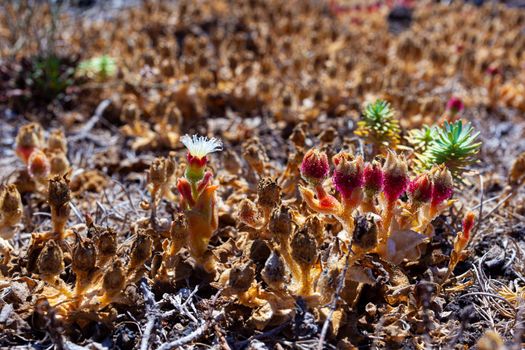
xmin=412 ymin=121 xmax=481 ymax=179
xmin=406 ymin=125 xmax=437 ymax=154
xmin=355 ymin=99 xmax=401 ymax=154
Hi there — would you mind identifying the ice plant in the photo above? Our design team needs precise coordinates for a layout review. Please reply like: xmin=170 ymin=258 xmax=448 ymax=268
xmin=299 ymin=149 xmax=342 ymax=227
xmin=361 ymin=160 xmax=383 ymax=213
xmin=177 ymin=134 xmax=222 ymax=270
xmin=355 ymin=99 xmax=401 ymax=155
xmin=300 ymin=148 xmax=330 ymax=186
xmin=407 ymin=174 xmax=432 ymax=209
xmin=426 ymin=164 xmax=455 ymax=222
xmin=332 ymin=152 xmax=364 ymax=223
xmin=380 ymin=151 xmax=409 ymax=235
xmin=300 ymin=149 xmax=376 ymax=248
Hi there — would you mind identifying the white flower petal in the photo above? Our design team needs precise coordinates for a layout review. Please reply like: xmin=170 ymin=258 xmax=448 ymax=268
xmin=181 ymin=134 xmax=223 ymax=158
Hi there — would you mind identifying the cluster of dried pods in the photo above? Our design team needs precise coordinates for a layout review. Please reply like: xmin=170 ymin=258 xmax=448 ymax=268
xmin=1 ymin=1 xmax=523 ymax=148
xmin=0 ymin=121 xmax=476 ymax=344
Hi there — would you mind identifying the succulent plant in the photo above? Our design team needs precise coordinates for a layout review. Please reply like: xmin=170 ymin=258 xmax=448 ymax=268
xmin=355 ymin=99 xmax=401 ymax=155
xmin=414 ymin=120 xmax=481 ymax=178
xmin=406 ymin=125 xmax=437 ymax=154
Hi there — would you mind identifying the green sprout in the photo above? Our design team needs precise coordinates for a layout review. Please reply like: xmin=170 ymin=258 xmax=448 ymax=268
xmin=355 ymin=99 xmax=401 ymax=154
xmin=413 ymin=121 xmax=481 ymax=178
xmin=76 ymin=55 xmax=117 ymax=80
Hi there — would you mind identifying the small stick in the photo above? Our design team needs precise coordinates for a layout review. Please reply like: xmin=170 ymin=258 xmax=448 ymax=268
xmin=139 ymin=278 xmax=158 ymax=350
xmin=69 ymin=99 xmax=111 ymax=142
xmin=157 ymin=290 xmax=224 ymax=350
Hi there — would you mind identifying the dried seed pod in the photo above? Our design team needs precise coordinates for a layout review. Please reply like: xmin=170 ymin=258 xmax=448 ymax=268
xmin=15 ymin=123 xmax=44 ymax=163
xmin=353 ymin=213 xmax=378 ymax=251
xmin=268 ymin=205 xmax=293 ymax=238
xmin=130 ymin=231 xmax=153 ymax=268
xmin=228 ymin=262 xmax=256 ymax=293
xmin=0 ymin=184 xmax=23 ymax=231
xmin=103 ymin=260 xmax=126 ymax=295
xmin=72 ymin=237 xmax=97 ymax=273
xmin=304 ymin=215 xmax=323 ymax=243
xmin=257 ymin=177 xmax=281 ymax=209
xmin=291 ymin=225 xmax=317 ymax=266
xmin=170 ymin=213 xmax=188 ymax=243
xmin=37 ymin=240 xmax=64 ymax=276
xmin=289 ymin=123 xmax=307 ymax=148
xmin=48 ymin=175 xmax=71 ymax=209
xmin=238 ymin=199 xmax=260 ymax=228
xmin=148 ymin=157 xmax=175 ymax=186
xmin=49 ymin=151 xmax=70 ymax=176
xmin=242 ymin=139 xmax=267 ymax=175
xmin=48 ymin=175 xmax=71 ymax=236
xmin=319 ymin=127 xmax=337 ymax=144
xmin=47 ymin=129 xmax=67 ymax=153
xmin=261 ymin=250 xmax=287 ymax=287
xmin=95 ymin=227 xmax=117 ymax=257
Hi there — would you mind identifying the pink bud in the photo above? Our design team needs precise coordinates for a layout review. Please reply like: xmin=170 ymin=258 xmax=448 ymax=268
xmin=300 ymin=149 xmax=330 ymax=185
xmin=407 ymin=174 xmax=432 ymax=204
xmin=382 ymin=151 xmax=409 ymax=202
xmin=446 ymin=97 xmax=464 ymax=116
xmin=430 ymin=165 xmax=454 ymax=206
xmin=332 ymin=152 xmax=364 ymax=198
xmin=363 ymin=161 xmax=384 ymax=197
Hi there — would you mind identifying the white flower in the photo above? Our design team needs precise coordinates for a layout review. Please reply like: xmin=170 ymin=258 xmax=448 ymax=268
xmin=181 ymin=134 xmax=223 ymax=158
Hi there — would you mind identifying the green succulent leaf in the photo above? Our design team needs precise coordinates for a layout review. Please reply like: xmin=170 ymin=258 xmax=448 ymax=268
xmin=415 ymin=120 xmax=481 ymax=178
